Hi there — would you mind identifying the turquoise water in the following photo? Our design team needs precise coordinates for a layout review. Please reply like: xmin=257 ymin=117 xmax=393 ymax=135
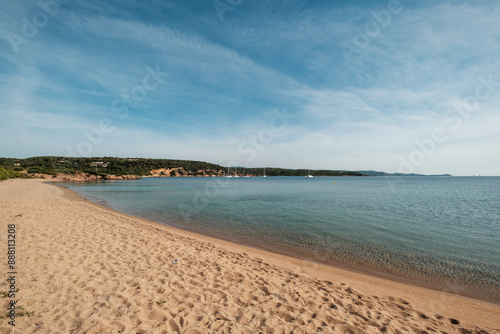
xmin=61 ymin=176 xmax=500 ymax=303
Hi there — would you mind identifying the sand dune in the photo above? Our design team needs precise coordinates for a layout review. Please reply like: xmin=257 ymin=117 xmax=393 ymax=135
xmin=0 ymin=179 xmax=498 ymax=333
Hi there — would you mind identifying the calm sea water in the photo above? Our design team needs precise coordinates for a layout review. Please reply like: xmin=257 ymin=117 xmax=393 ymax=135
xmin=60 ymin=176 xmax=500 ymax=303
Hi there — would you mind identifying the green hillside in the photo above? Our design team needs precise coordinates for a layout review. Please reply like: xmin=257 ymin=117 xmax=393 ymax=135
xmin=0 ymin=156 xmax=224 ymax=177
xmin=0 ymin=156 xmax=365 ymax=178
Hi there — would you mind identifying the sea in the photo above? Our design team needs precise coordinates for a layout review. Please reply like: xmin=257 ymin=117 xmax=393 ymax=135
xmin=59 ymin=176 xmax=500 ymax=303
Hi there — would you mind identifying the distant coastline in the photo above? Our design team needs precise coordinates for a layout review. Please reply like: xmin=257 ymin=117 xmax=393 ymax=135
xmin=357 ymin=170 xmax=453 ymax=177
xmin=0 ymin=156 xmax=459 ymax=182
xmin=1 ymin=156 xmax=364 ymax=181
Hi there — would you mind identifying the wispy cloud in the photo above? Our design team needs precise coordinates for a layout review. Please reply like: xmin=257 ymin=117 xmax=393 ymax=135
xmin=0 ymin=0 xmax=499 ymax=175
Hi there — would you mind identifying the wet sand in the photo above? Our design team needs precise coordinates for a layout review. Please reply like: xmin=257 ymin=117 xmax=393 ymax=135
xmin=0 ymin=179 xmax=498 ymax=333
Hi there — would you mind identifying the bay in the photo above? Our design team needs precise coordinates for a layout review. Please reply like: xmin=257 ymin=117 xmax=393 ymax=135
xmin=60 ymin=176 xmax=500 ymax=303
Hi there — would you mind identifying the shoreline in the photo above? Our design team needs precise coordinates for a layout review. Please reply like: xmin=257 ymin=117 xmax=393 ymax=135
xmin=53 ymin=180 xmax=499 ymax=306
xmin=1 ymin=179 xmax=499 ymax=332
xmin=50 ymin=181 xmax=500 ymax=317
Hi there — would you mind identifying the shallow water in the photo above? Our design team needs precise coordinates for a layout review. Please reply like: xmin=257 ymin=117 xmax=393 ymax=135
xmin=62 ymin=176 xmax=500 ymax=303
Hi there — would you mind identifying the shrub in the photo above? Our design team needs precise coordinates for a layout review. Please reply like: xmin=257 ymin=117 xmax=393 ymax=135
xmin=0 ymin=168 xmax=21 ymax=181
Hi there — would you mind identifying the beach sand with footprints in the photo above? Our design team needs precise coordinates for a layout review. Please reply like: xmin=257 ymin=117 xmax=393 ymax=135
xmin=0 ymin=179 xmax=498 ymax=333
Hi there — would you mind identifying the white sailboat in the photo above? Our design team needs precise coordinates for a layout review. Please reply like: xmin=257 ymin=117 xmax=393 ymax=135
xmin=305 ymin=169 xmax=313 ymax=178
xmin=263 ymin=167 xmax=267 ymax=177
xmin=242 ymin=167 xmax=250 ymax=178
xmin=225 ymin=167 xmax=233 ymax=178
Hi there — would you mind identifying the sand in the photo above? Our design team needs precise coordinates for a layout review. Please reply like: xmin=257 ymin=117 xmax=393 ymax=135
xmin=0 ymin=179 xmax=498 ymax=333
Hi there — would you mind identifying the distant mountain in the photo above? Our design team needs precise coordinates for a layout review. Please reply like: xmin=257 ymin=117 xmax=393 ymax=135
xmin=357 ymin=170 xmax=452 ymax=177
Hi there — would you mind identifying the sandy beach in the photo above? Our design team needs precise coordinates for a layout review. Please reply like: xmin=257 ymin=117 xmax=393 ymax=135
xmin=0 ymin=179 xmax=498 ymax=333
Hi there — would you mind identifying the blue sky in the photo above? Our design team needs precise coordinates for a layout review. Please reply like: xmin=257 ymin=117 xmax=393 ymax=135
xmin=1 ymin=0 xmax=499 ymax=175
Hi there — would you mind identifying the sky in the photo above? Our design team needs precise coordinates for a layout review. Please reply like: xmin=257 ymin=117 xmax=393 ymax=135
xmin=1 ymin=0 xmax=499 ymax=176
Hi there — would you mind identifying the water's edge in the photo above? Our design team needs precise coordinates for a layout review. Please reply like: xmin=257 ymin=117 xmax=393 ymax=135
xmin=49 ymin=181 xmax=500 ymax=305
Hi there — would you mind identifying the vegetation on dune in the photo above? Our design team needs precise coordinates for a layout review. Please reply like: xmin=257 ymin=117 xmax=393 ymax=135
xmin=0 ymin=167 xmax=21 ymax=181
